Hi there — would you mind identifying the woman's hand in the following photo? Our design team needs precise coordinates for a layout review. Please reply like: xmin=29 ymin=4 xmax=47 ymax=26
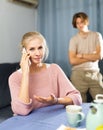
xmin=20 ymin=48 xmax=31 ymax=73
xmin=34 ymin=93 xmax=58 ymax=104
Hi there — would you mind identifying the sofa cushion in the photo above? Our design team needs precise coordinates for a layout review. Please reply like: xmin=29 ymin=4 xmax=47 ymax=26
xmin=0 ymin=105 xmax=13 ymax=123
xmin=0 ymin=63 xmax=19 ymax=108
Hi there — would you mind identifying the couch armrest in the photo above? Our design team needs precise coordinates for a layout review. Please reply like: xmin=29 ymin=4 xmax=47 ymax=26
xmin=0 ymin=63 xmax=20 ymax=108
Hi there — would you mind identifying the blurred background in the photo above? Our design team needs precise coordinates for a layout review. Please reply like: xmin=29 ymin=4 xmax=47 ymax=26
xmin=0 ymin=0 xmax=103 ymax=77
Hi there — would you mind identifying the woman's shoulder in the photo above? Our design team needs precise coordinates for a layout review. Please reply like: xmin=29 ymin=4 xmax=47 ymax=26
xmin=9 ymin=69 xmax=22 ymax=79
xmin=47 ymin=63 xmax=63 ymax=72
xmin=48 ymin=63 xmax=60 ymax=68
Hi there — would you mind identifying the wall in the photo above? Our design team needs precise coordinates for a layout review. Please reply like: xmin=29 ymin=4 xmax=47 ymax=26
xmin=0 ymin=0 xmax=37 ymax=63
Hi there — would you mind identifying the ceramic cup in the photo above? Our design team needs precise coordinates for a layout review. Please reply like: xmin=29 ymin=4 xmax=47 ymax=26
xmin=94 ymin=94 xmax=103 ymax=103
xmin=66 ymin=105 xmax=85 ymax=127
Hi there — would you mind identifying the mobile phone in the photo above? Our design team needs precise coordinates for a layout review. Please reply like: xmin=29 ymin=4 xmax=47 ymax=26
xmin=22 ymin=48 xmax=26 ymax=53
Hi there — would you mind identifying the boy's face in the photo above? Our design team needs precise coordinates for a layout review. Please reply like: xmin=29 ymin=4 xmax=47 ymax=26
xmin=76 ymin=17 xmax=88 ymax=31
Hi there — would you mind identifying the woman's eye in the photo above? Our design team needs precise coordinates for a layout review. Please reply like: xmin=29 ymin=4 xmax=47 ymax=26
xmin=29 ymin=48 xmax=34 ymax=51
xmin=38 ymin=46 xmax=43 ymax=50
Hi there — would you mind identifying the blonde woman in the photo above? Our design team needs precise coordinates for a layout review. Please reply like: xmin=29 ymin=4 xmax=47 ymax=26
xmin=9 ymin=32 xmax=82 ymax=115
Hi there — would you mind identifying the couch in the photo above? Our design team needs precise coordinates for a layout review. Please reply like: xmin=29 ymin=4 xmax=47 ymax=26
xmin=0 ymin=63 xmax=20 ymax=123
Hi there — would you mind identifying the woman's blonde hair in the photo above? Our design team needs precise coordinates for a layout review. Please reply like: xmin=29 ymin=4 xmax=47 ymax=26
xmin=21 ymin=31 xmax=49 ymax=61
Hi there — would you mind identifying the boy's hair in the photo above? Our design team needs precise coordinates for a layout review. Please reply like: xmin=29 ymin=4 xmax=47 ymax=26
xmin=72 ymin=12 xmax=89 ymax=28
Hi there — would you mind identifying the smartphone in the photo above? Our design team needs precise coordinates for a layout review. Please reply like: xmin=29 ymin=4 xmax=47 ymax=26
xmin=22 ymin=47 xmax=27 ymax=53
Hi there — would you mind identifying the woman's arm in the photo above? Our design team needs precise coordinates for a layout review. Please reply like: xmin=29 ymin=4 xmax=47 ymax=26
xmin=9 ymin=50 xmax=33 ymax=115
xmin=19 ymin=49 xmax=31 ymax=104
xmin=34 ymin=94 xmax=73 ymax=105
xmin=9 ymin=71 xmax=33 ymax=115
xmin=57 ymin=97 xmax=73 ymax=105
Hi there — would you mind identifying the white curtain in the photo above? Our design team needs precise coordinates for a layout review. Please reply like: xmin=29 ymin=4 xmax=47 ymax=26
xmin=37 ymin=0 xmax=103 ymax=76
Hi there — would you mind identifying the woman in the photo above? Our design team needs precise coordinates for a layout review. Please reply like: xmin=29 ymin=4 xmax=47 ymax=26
xmin=9 ymin=31 xmax=82 ymax=115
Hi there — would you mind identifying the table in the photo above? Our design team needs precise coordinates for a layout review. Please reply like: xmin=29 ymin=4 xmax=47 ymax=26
xmin=0 ymin=103 xmax=90 ymax=130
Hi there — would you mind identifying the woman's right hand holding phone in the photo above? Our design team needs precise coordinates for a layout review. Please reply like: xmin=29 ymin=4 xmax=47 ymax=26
xmin=20 ymin=48 xmax=31 ymax=73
